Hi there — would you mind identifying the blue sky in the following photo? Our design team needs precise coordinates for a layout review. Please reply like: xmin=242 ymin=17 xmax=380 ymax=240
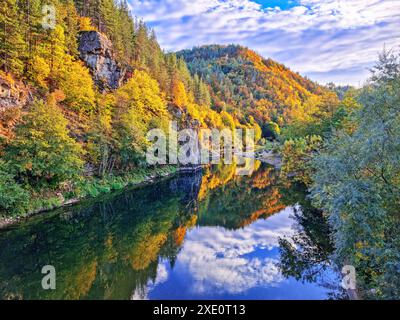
xmin=252 ymin=0 xmax=300 ymax=10
xmin=129 ymin=0 xmax=400 ymax=86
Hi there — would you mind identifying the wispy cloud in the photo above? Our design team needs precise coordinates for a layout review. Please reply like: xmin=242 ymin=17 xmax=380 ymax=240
xmin=155 ymin=207 xmax=295 ymax=296
xmin=129 ymin=0 xmax=400 ymax=85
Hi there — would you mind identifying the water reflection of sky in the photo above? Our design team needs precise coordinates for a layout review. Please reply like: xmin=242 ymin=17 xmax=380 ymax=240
xmin=132 ymin=207 xmax=340 ymax=300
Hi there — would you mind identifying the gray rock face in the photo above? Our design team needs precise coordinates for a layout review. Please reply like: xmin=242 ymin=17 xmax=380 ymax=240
xmin=0 ymin=76 xmax=28 ymax=112
xmin=78 ymin=31 xmax=126 ymax=91
xmin=0 ymin=74 xmax=29 ymax=138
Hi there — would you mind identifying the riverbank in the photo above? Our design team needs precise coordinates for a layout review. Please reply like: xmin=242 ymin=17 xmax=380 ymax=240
xmin=0 ymin=165 xmax=178 ymax=230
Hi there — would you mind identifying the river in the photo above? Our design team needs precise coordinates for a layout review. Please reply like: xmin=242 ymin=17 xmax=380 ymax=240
xmin=0 ymin=161 xmax=347 ymax=300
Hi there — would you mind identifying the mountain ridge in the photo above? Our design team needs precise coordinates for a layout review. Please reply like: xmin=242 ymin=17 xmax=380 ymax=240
xmin=177 ymin=44 xmax=331 ymax=130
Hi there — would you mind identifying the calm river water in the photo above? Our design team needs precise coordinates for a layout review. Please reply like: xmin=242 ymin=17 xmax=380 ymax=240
xmin=0 ymin=162 xmax=346 ymax=300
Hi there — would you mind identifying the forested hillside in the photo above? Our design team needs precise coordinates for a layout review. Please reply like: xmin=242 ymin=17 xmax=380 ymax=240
xmin=0 ymin=0 xmax=242 ymax=216
xmin=178 ymin=45 xmax=338 ymax=138
xmin=1 ymin=0 xmax=331 ymax=217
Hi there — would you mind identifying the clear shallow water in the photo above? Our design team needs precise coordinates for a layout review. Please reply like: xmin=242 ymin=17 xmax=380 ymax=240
xmin=0 ymin=163 xmax=346 ymax=300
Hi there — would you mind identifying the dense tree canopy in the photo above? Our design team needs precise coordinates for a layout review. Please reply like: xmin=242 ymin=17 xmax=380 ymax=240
xmin=5 ymin=98 xmax=84 ymax=188
xmin=310 ymin=51 xmax=400 ymax=299
xmin=177 ymin=45 xmax=328 ymax=129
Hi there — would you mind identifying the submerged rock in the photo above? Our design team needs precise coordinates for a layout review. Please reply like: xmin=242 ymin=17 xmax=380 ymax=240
xmin=78 ymin=31 xmax=128 ymax=91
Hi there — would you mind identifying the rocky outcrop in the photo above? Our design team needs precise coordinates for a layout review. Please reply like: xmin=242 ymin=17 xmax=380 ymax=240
xmin=0 ymin=74 xmax=28 ymax=112
xmin=168 ymin=105 xmax=205 ymax=171
xmin=78 ymin=31 xmax=129 ymax=91
xmin=0 ymin=73 xmax=29 ymax=138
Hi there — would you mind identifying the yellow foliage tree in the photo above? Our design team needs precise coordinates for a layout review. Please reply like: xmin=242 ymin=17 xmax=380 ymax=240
xmin=59 ymin=61 xmax=96 ymax=113
xmin=172 ymin=80 xmax=188 ymax=108
xmin=221 ymin=111 xmax=235 ymax=130
xmin=113 ymin=70 xmax=170 ymax=168
xmin=79 ymin=17 xmax=96 ymax=31
xmin=28 ymin=56 xmax=51 ymax=89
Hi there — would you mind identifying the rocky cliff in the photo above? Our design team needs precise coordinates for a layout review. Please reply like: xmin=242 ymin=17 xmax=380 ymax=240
xmin=0 ymin=74 xmax=28 ymax=112
xmin=0 ymin=73 xmax=29 ymax=138
xmin=78 ymin=31 xmax=128 ymax=91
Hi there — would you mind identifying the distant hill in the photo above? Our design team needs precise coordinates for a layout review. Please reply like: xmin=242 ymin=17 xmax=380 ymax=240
xmin=177 ymin=45 xmax=328 ymax=128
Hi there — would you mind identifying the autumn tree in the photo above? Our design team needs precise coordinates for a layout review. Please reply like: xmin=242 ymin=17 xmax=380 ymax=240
xmin=112 ymin=70 xmax=169 ymax=169
xmin=79 ymin=16 xmax=96 ymax=31
xmin=0 ymin=0 xmax=26 ymax=75
xmin=59 ymin=0 xmax=81 ymax=56
xmin=59 ymin=60 xmax=96 ymax=113
xmin=86 ymin=94 xmax=114 ymax=176
xmin=172 ymin=80 xmax=188 ymax=108
xmin=5 ymin=98 xmax=84 ymax=188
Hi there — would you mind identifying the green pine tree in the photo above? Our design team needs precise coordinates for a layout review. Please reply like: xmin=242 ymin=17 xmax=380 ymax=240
xmin=0 ymin=0 xmax=26 ymax=75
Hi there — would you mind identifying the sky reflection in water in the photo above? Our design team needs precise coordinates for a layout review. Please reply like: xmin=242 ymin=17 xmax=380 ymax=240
xmin=133 ymin=207 xmax=341 ymax=300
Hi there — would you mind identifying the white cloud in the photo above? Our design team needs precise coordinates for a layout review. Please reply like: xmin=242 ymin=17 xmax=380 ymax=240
xmin=129 ymin=0 xmax=400 ymax=85
xmin=152 ymin=207 xmax=296 ymax=295
xmin=130 ymin=263 xmax=169 ymax=300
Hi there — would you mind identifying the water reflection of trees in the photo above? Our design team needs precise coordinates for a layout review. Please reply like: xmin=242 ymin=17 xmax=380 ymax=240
xmin=0 ymin=177 xmax=194 ymax=299
xmin=197 ymin=162 xmax=287 ymax=229
xmin=277 ymin=183 xmax=348 ymax=300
